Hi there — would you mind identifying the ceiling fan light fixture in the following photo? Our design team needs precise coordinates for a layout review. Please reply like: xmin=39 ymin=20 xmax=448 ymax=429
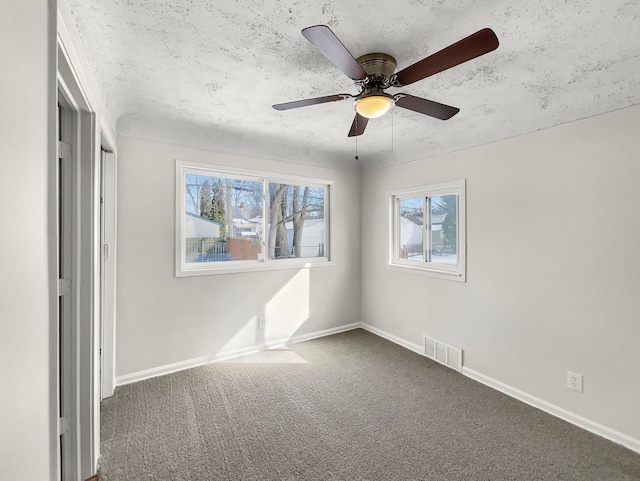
xmin=354 ymin=93 xmax=395 ymax=119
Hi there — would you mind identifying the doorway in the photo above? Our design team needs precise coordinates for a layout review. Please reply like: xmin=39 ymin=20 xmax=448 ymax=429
xmin=56 ymin=73 xmax=105 ymax=481
xmin=57 ymin=11 xmax=118 ymax=479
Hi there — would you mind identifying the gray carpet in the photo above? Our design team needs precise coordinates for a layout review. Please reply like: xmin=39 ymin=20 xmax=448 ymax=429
xmin=99 ymin=329 xmax=640 ymax=480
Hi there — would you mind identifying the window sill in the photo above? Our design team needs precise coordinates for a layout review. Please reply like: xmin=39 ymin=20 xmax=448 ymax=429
xmin=387 ymin=262 xmax=465 ymax=282
xmin=176 ymin=258 xmax=334 ymax=277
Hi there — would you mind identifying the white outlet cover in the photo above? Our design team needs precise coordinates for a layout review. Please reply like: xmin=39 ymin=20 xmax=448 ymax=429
xmin=567 ymin=371 xmax=583 ymax=393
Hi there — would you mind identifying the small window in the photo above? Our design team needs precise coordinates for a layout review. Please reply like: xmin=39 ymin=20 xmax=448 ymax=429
xmin=389 ymin=180 xmax=465 ymax=281
xmin=176 ymin=160 xmax=332 ymax=276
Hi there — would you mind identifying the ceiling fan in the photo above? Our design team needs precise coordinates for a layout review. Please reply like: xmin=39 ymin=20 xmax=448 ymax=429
xmin=273 ymin=25 xmax=499 ymax=137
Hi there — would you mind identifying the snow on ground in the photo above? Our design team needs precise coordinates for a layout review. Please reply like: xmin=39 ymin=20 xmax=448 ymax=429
xmin=406 ymin=253 xmax=458 ymax=265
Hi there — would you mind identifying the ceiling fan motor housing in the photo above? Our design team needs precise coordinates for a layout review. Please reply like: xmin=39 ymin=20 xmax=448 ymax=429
xmin=356 ymin=53 xmax=397 ymax=77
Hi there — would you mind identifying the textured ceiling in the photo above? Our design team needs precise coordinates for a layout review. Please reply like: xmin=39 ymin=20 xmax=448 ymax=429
xmin=65 ymin=0 xmax=640 ymax=171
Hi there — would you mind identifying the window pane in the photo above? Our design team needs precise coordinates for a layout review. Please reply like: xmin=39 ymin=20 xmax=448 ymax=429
xmin=399 ymin=198 xmax=424 ymax=261
xmin=268 ymin=183 xmax=325 ymax=259
xmin=429 ymin=194 xmax=458 ymax=265
xmin=185 ymin=174 xmax=263 ymax=263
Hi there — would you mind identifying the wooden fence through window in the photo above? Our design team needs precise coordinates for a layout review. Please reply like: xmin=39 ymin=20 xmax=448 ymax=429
xmin=226 ymin=237 xmax=260 ymax=260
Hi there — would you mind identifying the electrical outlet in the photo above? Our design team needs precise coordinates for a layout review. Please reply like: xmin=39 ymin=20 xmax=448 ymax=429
xmin=567 ymin=371 xmax=583 ymax=393
xmin=257 ymin=317 xmax=266 ymax=330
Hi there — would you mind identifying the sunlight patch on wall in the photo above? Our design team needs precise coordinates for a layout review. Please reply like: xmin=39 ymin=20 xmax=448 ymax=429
xmin=218 ymin=314 xmax=261 ymax=354
xmin=265 ymin=268 xmax=310 ymax=341
xmin=216 ymin=269 xmax=311 ymax=359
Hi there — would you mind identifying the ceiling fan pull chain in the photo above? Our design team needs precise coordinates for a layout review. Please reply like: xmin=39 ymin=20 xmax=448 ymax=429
xmin=355 ymin=118 xmax=359 ymax=160
xmin=389 ymin=104 xmax=394 ymax=153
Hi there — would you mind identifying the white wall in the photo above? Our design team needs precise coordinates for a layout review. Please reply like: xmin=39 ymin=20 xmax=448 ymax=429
xmin=0 ymin=0 xmax=55 ymax=479
xmin=361 ymin=105 xmax=640 ymax=443
xmin=115 ymin=136 xmax=361 ymax=379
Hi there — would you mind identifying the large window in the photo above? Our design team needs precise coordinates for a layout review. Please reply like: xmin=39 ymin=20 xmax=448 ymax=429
xmin=389 ymin=180 xmax=465 ymax=281
xmin=176 ymin=160 xmax=332 ymax=276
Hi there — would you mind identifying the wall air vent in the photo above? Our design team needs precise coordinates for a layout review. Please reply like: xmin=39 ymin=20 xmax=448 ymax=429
xmin=423 ymin=335 xmax=463 ymax=372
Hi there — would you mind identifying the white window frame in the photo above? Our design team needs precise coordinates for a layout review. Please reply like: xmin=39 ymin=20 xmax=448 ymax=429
xmin=388 ymin=179 xmax=466 ymax=282
xmin=176 ymin=160 xmax=333 ymax=276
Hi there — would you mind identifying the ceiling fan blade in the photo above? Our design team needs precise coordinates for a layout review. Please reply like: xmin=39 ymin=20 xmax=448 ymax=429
xmin=302 ymin=25 xmax=368 ymax=80
xmin=395 ymin=28 xmax=499 ymax=86
xmin=348 ymin=113 xmax=369 ymax=137
xmin=394 ymin=94 xmax=460 ymax=120
xmin=273 ymin=94 xmax=350 ymax=111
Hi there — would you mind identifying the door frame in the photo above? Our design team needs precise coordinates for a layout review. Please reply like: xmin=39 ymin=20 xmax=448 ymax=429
xmin=57 ymin=63 xmax=98 ymax=480
xmin=56 ymin=3 xmax=119 ymax=478
xmin=56 ymin=9 xmax=118 ymax=477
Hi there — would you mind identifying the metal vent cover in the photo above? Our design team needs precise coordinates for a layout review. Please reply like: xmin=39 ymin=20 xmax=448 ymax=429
xmin=423 ymin=335 xmax=463 ymax=372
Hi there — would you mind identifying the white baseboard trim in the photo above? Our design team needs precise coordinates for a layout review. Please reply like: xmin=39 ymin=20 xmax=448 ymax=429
xmin=115 ymin=321 xmax=640 ymax=455
xmin=115 ymin=322 xmax=361 ymax=386
xmin=462 ymin=367 xmax=640 ymax=455
xmin=359 ymin=322 xmax=423 ymax=355
xmin=359 ymin=323 xmax=640 ymax=455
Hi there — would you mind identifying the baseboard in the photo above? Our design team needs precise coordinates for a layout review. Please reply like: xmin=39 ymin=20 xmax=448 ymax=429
xmin=115 ymin=322 xmax=361 ymax=386
xmin=462 ymin=367 xmax=640 ymax=455
xmin=115 ymin=321 xmax=640 ymax=455
xmin=359 ymin=322 xmax=423 ymax=355
xmin=358 ymin=323 xmax=640 ymax=455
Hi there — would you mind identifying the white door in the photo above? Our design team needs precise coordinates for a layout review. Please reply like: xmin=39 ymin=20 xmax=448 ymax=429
xmin=100 ymin=150 xmax=117 ymax=399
